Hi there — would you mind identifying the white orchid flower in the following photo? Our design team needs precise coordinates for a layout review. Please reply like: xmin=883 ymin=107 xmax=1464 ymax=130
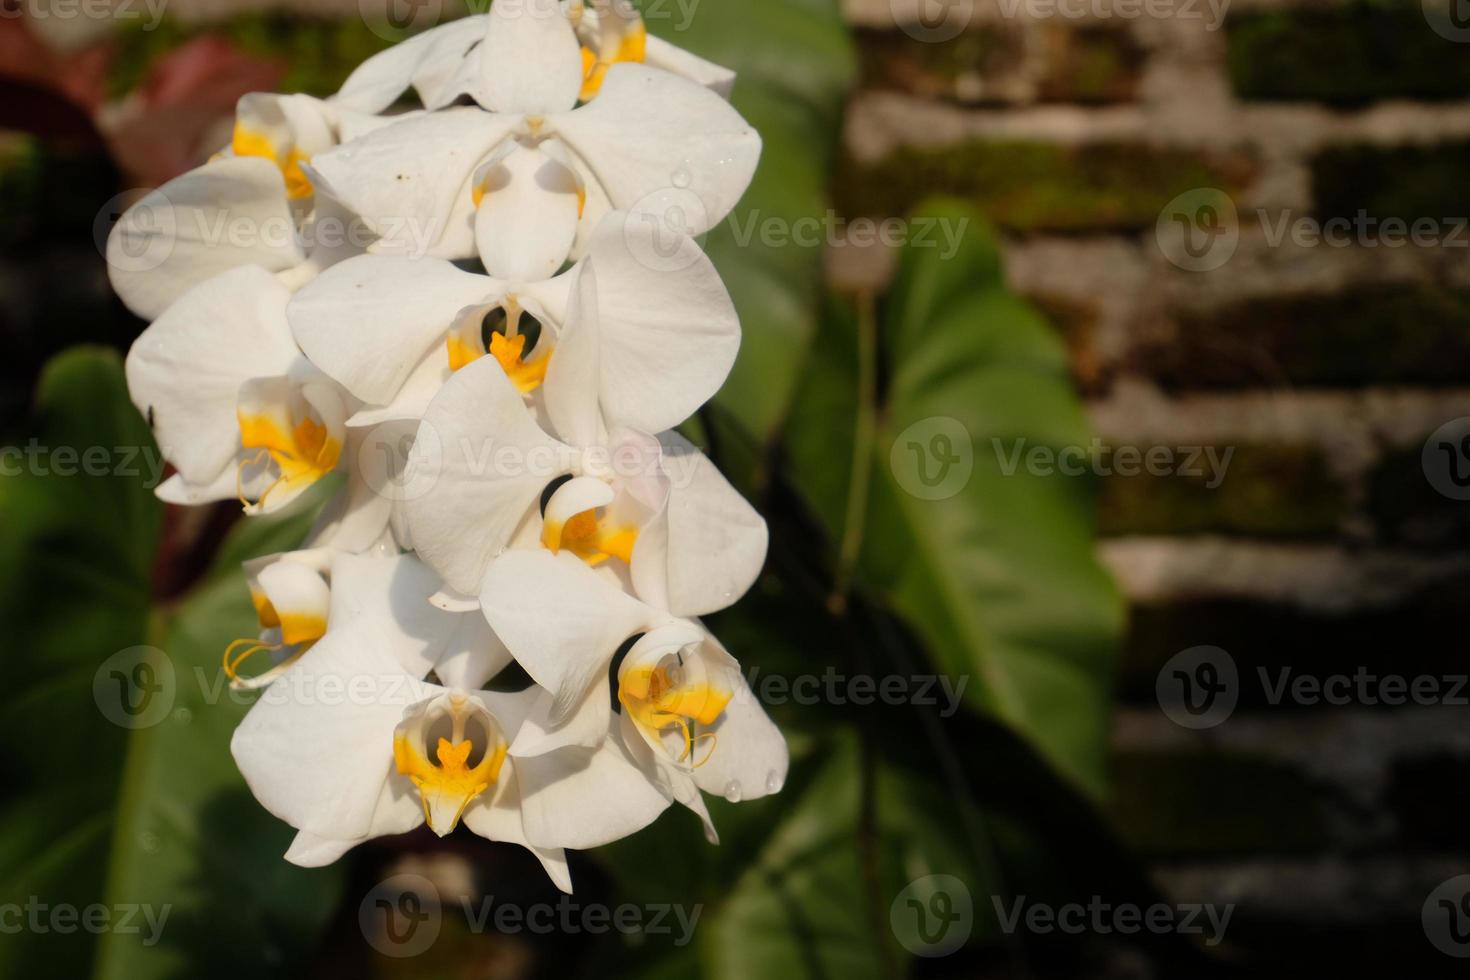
xmin=227 ymin=548 xmax=333 ymax=692
xmin=333 ymin=1 xmax=734 ymax=116
xmin=231 ymin=552 xmax=616 ymax=892
xmin=400 ymin=268 xmax=766 ymax=613
xmin=106 ymin=93 xmax=395 ymax=320
xmin=286 ymin=211 xmax=736 ymax=431
xmin=124 ymin=266 xmax=391 ymax=548
xmin=479 ymin=550 xmax=787 ymax=844
xmin=307 ymin=0 xmax=759 ymax=275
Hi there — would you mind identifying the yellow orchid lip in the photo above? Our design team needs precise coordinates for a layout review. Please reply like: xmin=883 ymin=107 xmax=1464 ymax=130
xmin=393 ymin=694 xmax=508 ymax=836
xmin=223 ymin=593 xmax=326 ymax=692
xmin=445 ymin=303 xmax=552 ymax=394
xmin=618 ymin=645 xmax=731 ymax=770
xmin=232 ymin=122 xmax=314 ymax=200
xmin=236 ymin=407 xmax=342 ymax=513
xmin=578 ymin=13 xmax=647 ymax=101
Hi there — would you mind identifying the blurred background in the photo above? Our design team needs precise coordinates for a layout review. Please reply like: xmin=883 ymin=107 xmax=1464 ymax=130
xmin=3 ymin=0 xmax=1469 ymax=977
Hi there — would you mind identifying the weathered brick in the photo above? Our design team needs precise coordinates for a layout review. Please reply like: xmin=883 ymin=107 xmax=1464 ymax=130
xmin=1097 ymin=443 xmax=1347 ymax=539
xmin=1116 ymin=575 xmax=1470 ymax=705
xmin=838 ymin=140 xmax=1254 ymax=233
xmin=1368 ymin=437 xmax=1470 ymax=551
xmin=1229 ymin=6 xmax=1470 ymax=106
xmin=1313 ymin=141 xmax=1470 ymax=226
xmin=855 ymin=25 xmax=1141 ymax=106
xmin=1135 ymin=286 xmax=1470 ymax=390
xmin=1029 ymin=293 xmax=1109 ymax=394
xmin=1111 ymin=749 xmax=1329 ymax=857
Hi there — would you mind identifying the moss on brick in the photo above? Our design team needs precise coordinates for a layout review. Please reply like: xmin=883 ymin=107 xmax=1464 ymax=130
xmin=1038 ymin=25 xmax=1142 ymax=104
xmin=838 ymin=140 xmax=1253 ymax=233
xmin=1229 ymin=5 xmax=1470 ymax=106
xmin=856 ymin=25 xmax=1141 ymax=105
xmin=1136 ymin=286 xmax=1470 ymax=390
xmin=1098 ymin=442 xmax=1346 ymax=539
xmin=1313 ymin=142 xmax=1470 ymax=226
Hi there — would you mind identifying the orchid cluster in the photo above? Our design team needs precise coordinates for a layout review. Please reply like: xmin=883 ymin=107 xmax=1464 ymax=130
xmin=108 ymin=0 xmax=785 ymax=893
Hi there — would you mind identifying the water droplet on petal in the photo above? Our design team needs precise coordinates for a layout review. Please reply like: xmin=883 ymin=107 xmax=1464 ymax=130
xmin=723 ymin=780 xmax=742 ymax=803
xmin=766 ymin=771 xmax=784 ymax=794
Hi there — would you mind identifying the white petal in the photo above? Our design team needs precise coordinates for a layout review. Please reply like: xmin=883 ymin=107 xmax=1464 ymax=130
xmin=582 ymin=211 xmax=739 ymax=434
xmin=405 ymin=357 xmax=571 ymax=594
xmin=332 ymin=15 xmax=487 ymax=113
xmin=126 ymin=266 xmax=297 ymax=487
xmin=549 ymin=64 xmax=760 ymax=235
xmin=155 ymin=465 xmax=263 ymax=507
xmin=306 ymin=109 xmax=519 ymax=260
xmin=329 ymin=552 xmax=504 ymax=682
xmin=460 ymin=770 xmax=573 ymax=893
xmin=629 ymin=431 xmax=767 ymax=616
xmin=473 ymin=145 xmax=580 ymax=282
xmin=303 ymin=439 xmax=396 ymax=553
xmin=478 ymin=550 xmax=654 ymax=719
xmin=476 ymin=0 xmax=582 ymax=114
xmin=514 ymin=737 xmax=671 ymax=849
xmin=282 ymin=775 xmax=424 ymax=867
xmin=540 ymin=261 xmax=604 ymax=447
xmin=107 ymin=156 xmax=306 ymax=321
xmin=645 ymin=35 xmax=735 ymax=98
xmin=618 ymin=711 xmax=716 ymax=843
xmin=509 ymin=680 xmax=611 ymax=756
xmin=688 ymin=637 xmax=787 ymax=802
xmin=347 ymin=350 xmax=452 ymax=428
xmin=230 ymin=627 xmax=430 ymax=842
xmin=290 ymin=254 xmax=493 ymax=405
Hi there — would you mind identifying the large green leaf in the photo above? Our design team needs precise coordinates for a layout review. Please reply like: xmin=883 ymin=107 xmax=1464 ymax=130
xmin=651 ymin=0 xmax=855 ymax=444
xmin=0 ymin=347 xmax=342 ymax=978
xmin=785 ymin=201 xmax=1123 ymax=794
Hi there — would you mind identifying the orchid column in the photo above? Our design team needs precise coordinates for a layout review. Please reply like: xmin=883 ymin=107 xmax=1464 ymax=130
xmin=109 ymin=0 xmax=786 ymax=894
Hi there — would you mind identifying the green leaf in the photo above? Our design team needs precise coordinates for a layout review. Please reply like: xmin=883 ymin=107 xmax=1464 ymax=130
xmin=785 ymin=201 xmax=1123 ymax=795
xmin=651 ymin=0 xmax=856 ymax=444
xmin=0 ymin=347 xmax=342 ymax=978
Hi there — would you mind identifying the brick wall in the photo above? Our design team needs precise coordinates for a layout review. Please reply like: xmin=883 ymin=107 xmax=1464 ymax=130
xmin=834 ymin=0 xmax=1470 ymax=972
